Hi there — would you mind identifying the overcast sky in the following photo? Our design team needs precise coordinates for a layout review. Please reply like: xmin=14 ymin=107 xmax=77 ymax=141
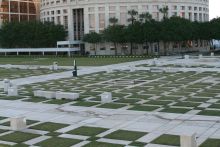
xmin=210 ymin=0 xmax=220 ymax=19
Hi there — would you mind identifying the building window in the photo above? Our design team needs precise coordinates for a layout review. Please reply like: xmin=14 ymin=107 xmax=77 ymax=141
xmin=99 ymin=13 xmax=105 ymax=28
xmin=89 ymin=14 xmax=95 ymax=29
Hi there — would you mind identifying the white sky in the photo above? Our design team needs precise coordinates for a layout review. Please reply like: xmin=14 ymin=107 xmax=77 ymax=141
xmin=210 ymin=0 xmax=220 ymax=20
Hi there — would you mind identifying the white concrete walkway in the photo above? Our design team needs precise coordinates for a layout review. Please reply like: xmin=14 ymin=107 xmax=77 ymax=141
xmin=0 ymin=99 xmax=219 ymax=145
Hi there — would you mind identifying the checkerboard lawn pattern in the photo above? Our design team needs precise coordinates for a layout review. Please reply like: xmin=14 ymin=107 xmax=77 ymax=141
xmin=2 ymin=71 xmax=220 ymax=116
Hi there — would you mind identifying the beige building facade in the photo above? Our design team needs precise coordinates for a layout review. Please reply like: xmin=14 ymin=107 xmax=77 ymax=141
xmin=0 ymin=0 xmax=40 ymax=27
xmin=40 ymin=0 xmax=209 ymax=55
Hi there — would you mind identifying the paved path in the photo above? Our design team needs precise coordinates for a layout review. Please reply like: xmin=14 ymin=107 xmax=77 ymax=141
xmin=0 ymin=99 xmax=219 ymax=145
xmin=0 ymin=59 xmax=150 ymax=88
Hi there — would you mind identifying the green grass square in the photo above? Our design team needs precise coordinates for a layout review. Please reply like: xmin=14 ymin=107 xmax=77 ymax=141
xmin=151 ymin=134 xmax=180 ymax=146
xmin=104 ymin=130 xmax=147 ymax=141
xmin=173 ymin=102 xmax=201 ymax=107
xmin=0 ymin=129 xmax=8 ymax=134
xmin=145 ymin=100 xmax=172 ymax=106
xmin=35 ymin=137 xmax=81 ymax=147
xmin=198 ymin=110 xmax=220 ymax=116
xmin=83 ymin=141 xmax=124 ymax=147
xmin=200 ymin=138 xmax=220 ymax=147
xmin=97 ymin=103 xmax=127 ymax=109
xmin=129 ymin=105 xmax=159 ymax=112
xmin=30 ymin=122 xmax=69 ymax=132
xmin=0 ymin=132 xmax=40 ymax=143
xmin=67 ymin=126 xmax=108 ymax=136
xmin=160 ymin=107 xmax=191 ymax=114
xmin=209 ymin=104 xmax=220 ymax=109
xmin=44 ymin=99 xmax=72 ymax=105
xmin=72 ymin=101 xmax=100 ymax=107
xmin=129 ymin=141 xmax=147 ymax=146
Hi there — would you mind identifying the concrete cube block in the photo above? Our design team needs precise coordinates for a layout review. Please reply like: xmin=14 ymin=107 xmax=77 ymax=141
xmin=34 ymin=90 xmax=56 ymax=99
xmin=106 ymin=68 xmax=113 ymax=73
xmin=56 ymin=92 xmax=79 ymax=100
xmin=101 ymin=92 xmax=112 ymax=104
xmin=3 ymin=79 xmax=10 ymax=92
xmin=10 ymin=116 xmax=27 ymax=131
xmin=53 ymin=62 xmax=58 ymax=70
xmin=184 ymin=55 xmax=189 ymax=59
xmin=180 ymin=134 xmax=197 ymax=147
xmin=8 ymin=86 xmax=18 ymax=96
xmin=211 ymin=52 xmax=214 ymax=56
xmin=129 ymin=65 xmax=136 ymax=72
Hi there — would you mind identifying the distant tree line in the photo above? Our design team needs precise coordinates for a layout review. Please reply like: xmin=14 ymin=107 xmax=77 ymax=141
xmin=83 ymin=8 xmax=220 ymax=55
xmin=0 ymin=21 xmax=66 ymax=48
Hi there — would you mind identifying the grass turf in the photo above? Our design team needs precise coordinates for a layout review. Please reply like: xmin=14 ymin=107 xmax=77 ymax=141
xmin=151 ymin=134 xmax=180 ymax=146
xmin=104 ymin=130 xmax=147 ymax=141
xmin=30 ymin=122 xmax=69 ymax=132
xmin=0 ymin=132 xmax=40 ymax=143
xmin=67 ymin=126 xmax=108 ymax=136
xmin=35 ymin=137 xmax=81 ymax=147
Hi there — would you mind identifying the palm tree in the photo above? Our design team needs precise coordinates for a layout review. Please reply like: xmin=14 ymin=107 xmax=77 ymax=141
xmin=127 ymin=9 xmax=138 ymax=55
xmin=127 ymin=9 xmax=138 ymax=25
xmin=109 ymin=17 xmax=118 ymax=26
xmin=159 ymin=6 xmax=169 ymax=20
xmin=139 ymin=12 xmax=153 ymax=23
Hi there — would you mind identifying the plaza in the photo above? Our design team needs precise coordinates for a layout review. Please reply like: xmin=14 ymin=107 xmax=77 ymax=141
xmin=0 ymin=55 xmax=220 ymax=147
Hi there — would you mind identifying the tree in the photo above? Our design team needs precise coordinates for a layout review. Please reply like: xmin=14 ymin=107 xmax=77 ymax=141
xmin=139 ymin=12 xmax=153 ymax=23
xmin=159 ymin=6 xmax=169 ymax=20
xmin=0 ymin=21 xmax=66 ymax=48
xmin=127 ymin=9 xmax=138 ymax=54
xmin=128 ymin=9 xmax=138 ymax=25
xmin=83 ymin=32 xmax=102 ymax=55
xmin=109 ymin=17 xmax=118 ymax=26
xmin=126 ymin=21 xmax=145 ymax=55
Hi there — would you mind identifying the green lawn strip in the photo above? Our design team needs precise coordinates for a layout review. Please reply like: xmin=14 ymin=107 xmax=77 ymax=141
xmin=115 ymin=98 xmax=140 ymax=104
xmin=22 ymin=97 xmax=47 ymax=103
xmin=185 ymin=97 xmax=209 ymax=102
xmin=0 ymin=95 xmax=24 ymax=100
xmin=129 ymin=141 xmax=147 ymax=146
xmin=128 ymin=94 xmax=152 ymax=100
xmin=198 ymin=110 xmax=220 ymax=116
xmin=83 ymin=141 xmax=124 ymax=147
xmin=97 ymin=103 xmax=127 ymax=109
xmin=0 ymin=57 xmax=146 ymax=66
xmin=0 ymin=144 xmax=11 ymax=147
xmin=0 ymin=117 xmax=7 ymax=120
xmin=145 ymin=100 xmax=172 ymax=106
xmin=160 ymin=107 xmax=191 ymax=114
xmin=35 ymin=137 xmax=81 ymax=147
xmin=12 ymin=143 xmax=29 ymax=147
xmin=104 ymin=130 xmax=147 ymax=141
xmin=67 ymin=126 xmax=108 ymax=136
xmin=30 ymin=122 xmax=69 ymax=132
xmin=173 ymin=102 xmax=201 ymax=107
xmin=128 ymin=105 xmax=160 ymax=112
xmin=0 ymin=129 xmax=8 ymax=134
xmin=151 ymin=134 xmax=180 ymax=146
xmin=72 ymin=101 xmax=100 ymax=107
xmin=209 ymin=104 xmax=220 ymax=109
xmin=43 ymin=99 xmax=72 ymax=105
xmin=194 ymin=92 xmax=217 ymax=98
xmin=169 ymin=92 xmax=191 ymax=96
xmin=157 ymin=96 xmax=181 ymax=101
xmin=0 ymin=132 xmax=40 ymax=143
xmin=46 ymin=132 xmax=63 ymax=137
xmin=200 ymin=138 xmax=220 ymax=147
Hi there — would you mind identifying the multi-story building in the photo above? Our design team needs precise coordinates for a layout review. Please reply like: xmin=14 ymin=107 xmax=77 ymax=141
xmin=40 ymin=0 xmax=209 ymax=55
xmin=0 ymin=0 xmax=40 ymax=27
